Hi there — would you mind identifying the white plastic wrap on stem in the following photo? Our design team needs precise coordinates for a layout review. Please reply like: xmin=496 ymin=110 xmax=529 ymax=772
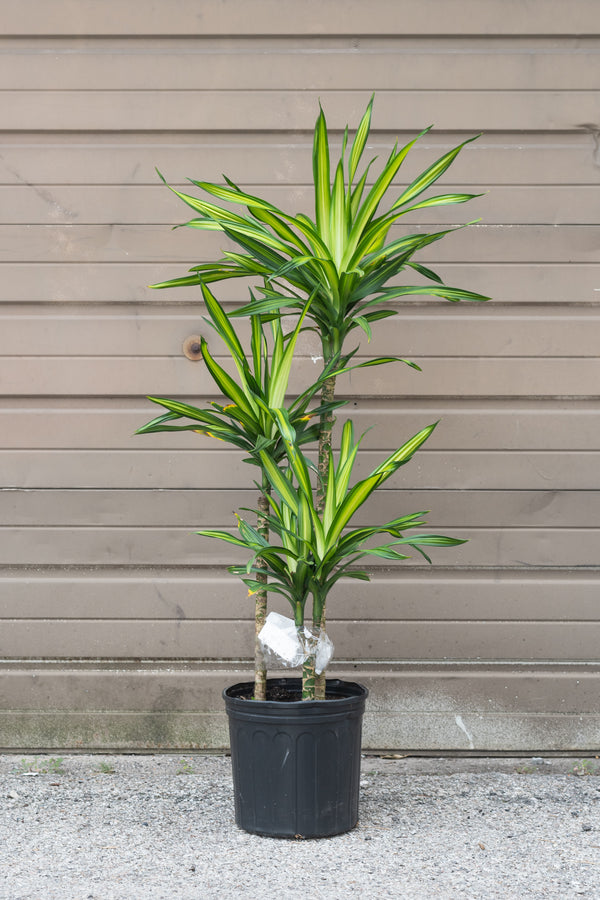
xmin=258 ymin=611 xmax=334 ymax=675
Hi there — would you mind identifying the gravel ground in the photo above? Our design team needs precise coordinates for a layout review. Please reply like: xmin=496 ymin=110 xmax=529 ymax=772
xmin=1 ymin=754 xmax=599 ymax=899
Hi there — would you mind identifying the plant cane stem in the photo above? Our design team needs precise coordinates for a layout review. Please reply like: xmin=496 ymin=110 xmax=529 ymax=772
xmin=253 ymin=477 xmax=271 ymax=701
xmin=302 ymin=600 xmax=325 ymax=699
xmin=312 ymin=373 xmax=337 ymax=700
xmin=302 ymin=650 xmax=316 ymax=700
xmin=316 ymin=374 xmax=337 ymax=513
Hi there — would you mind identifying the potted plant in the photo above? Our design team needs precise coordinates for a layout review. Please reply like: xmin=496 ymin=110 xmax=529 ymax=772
xmin=137 ymin=98 xmax=487 ymax=837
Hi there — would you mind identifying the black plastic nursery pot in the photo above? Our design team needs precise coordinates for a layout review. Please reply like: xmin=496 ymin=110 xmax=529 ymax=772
xmin=223 ymin=677 xmax=368 ymax=839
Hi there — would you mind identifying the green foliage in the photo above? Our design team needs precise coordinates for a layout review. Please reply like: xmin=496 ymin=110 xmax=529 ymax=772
xmin=136 ymin=281 xmax=416 ymax=464
xmin=136 ymin=283 xmax=328 ymax=461
xmin=571 ymin=759 xmax=597 ymax=776
xmin=150 ymin=97 xmax=488 ymax=361
xmin=198 ymin=414 xmax=465 ymax=627
xmin=16 ymin=756 xmax=65 ymax=775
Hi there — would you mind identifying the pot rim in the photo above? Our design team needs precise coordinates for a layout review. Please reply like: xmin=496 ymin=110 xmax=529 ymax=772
xmin=223 ymin=676 xmax=368 ymax=709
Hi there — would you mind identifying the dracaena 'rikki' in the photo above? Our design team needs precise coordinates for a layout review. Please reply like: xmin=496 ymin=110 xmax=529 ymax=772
xmin=140 ymin=97 xmax=487 ymax=699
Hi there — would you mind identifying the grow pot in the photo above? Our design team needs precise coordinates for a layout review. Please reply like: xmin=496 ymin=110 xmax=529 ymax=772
xmin=223 ymin=677 xmax=368 ymax=839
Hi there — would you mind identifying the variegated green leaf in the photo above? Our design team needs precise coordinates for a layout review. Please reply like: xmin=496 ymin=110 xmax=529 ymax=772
xmin=149 ymin=273 xmax=201 ymax=290
xmin=359 ymin=547 xmax=411 ymax=560
xmin=348 ymin=94 xmax=374 ymax=183
xmin=378 ymin=284 xmax=490 ymax=303
xmin=259 ymin=450 xmax=300 ymax=514
xmin=200 ymin=339 xmax=260 ymax=423
xmin=313 ymin=104 xmax=331 ymax=244
xmin=371 ymin=422 xmax=437 ymax=478
xmin=267 ymin=302 xmax=312 ymax=409
xmin=405 ymin=261 xmax=444 ymax=284
xmin=322 ymin=451 xmax=337 ymax=535
xmin=404 ymin=534 xmax=467 ymax=547
xmin=329 ymin=159 xmax=347 ymax=268
xmin=195 ymin=529 xmax=252 ymax=549
xmin=327 ymin=356 xmax=422 ymax=379
xmin=235 ymin=515 xmax=270 ymax=547
xmin=201 ymin=283 xmax=246 ymax=364
xmin=326 ymin=472 xmax=381 ymax=547
xmin=141 ymin=397 xmax=225 ymax=427
xmin=271 ymin=409 xmax=313 ymax=498
xmin=354 ymin=315 xmax=372 ymax=341
xmin=342 ymin=131 xmax=426 ymax=268
xmin=398 ymin=192 xmax=483 ymax=214
xmin=391 ymin=134 xmax=481 ymax=210
xmin=229 ymin=295 xmax=303 ymax=318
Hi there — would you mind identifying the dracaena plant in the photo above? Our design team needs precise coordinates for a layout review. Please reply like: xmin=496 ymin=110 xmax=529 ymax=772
xmin=149 ymin=98 xmax=487 ymax=695
xmin=141 ymin=97 xmax=485 ymax=699
xmin=198 ymin=412 xmax=465 ymax=699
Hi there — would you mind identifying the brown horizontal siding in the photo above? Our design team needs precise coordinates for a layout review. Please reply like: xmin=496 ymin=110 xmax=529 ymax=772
xmin=3 ymin=308 xmax=600 ymax=357
xmin=0 ymin=134 xmax=596 ymax=186
xmin=2 ymin=263 xmax=598 ymax=303
xmin=2 ymin=37 xmax=599 ymax=91
xmin=1 ymin=400 xmax=598 ymax=449
xmin=2 ymin=619 xmax=600 ymax=662
xmin=1 ymin=224 xmax=598 ymax=263
xmin=3 ymin=356 xmax=599 ymax=398
xmin=1 ymin=7 xmax=599 ymax=751
xmin=0 ymin=526 xmax=596 ymax=568
xmin=3 ymin=450 xmax=599 ymax=490
xmin=4 ymin=90 xmax=600 ymax=133
xmin=3 ymin=185 xmax=600 ymax=226
xmin=2 ymin=1 xmax=599 ymax=36
xmin=1 ymin=570 xmax=598 ymax=621
xmin=3 ymin=489 xmax=600 ymax=529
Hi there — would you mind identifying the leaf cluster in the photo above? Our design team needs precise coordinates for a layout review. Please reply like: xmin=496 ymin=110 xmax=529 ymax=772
xmin=136 ymin=282 xmax=411 ymax=463
xmin=199 ymin=413 xmax=465 ymax=625
xmin=151 ymin=95 xmax=488 ymax=359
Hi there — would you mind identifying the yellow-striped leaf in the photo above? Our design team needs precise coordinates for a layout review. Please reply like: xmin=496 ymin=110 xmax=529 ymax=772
xmin=313 ymin=105 xmax=331 ymax=245
xmin=348 ymin=95 xmax=374 ymax=183
xmin=201 ymin=283 xmax=246 ymax=364
xmin=391 ymin=135 xmax=481 ymax=210
xmin=329 ymin=160 xmax=347 ymax=269
xmin=259 ymin=450 xmax=300 ymax=514
xmin=200 ymin=339 xmax=260 ymax=422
